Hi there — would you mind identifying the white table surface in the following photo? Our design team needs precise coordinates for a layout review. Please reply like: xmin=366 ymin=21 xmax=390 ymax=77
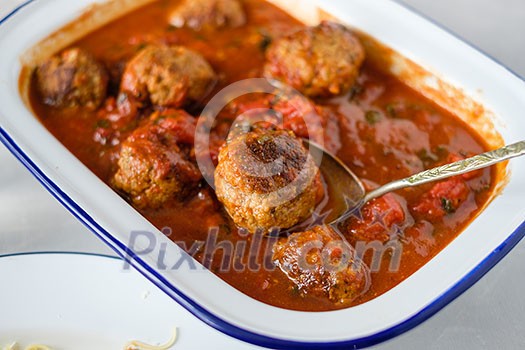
xmin=1 ymin=0 xmax=524 ymax=348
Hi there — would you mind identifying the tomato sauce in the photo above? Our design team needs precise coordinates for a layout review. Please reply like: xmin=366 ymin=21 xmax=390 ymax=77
xmin=28 ymin=0 xmax=494 ymax=311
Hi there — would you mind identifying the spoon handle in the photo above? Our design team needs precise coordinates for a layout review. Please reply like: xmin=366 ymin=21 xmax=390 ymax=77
xmin=363 ymin=140 xmax=525 ymax=204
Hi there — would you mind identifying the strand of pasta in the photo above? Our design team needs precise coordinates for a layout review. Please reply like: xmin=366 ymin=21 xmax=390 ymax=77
xmin=124 ymin=328 xmax=178 ymax=350
xmin=3 ymin=328 xmax=178 ymax=350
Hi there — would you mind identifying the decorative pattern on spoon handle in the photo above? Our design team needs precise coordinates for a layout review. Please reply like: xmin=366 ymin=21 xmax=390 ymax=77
xmin=407 ymin=141 xmax=525 ymax=185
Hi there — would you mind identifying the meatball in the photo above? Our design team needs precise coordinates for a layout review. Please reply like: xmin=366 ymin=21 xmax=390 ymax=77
xmin=169 ymin=0 xmax=246 ymax=30
xmin=112 ymin=110 xmax=202 ymax=208
xmin=273 ymin=225 xmax=370 ymax=304
xmin=215 ymin=124 xmax=321 ymax=233
xmin=120 ymin=45 xmax=217 ymax=108
xmin=35 ymin=47 xmax=108 ymax=109
xmin=264 ymin=21 xmax=365 ymax=98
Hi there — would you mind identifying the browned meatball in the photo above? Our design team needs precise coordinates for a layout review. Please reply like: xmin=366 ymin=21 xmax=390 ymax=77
xmin=113 ymin=109 xmax=202 ymax=208
xmin=120 ymin=45 xmax=216 ymax=108
xmin=273 ymin=225 xmax=370 ymax=305
xmin=264 ymin=21 xmax=365 ymax=98
xmin=35 ymin=47 xmax=108 ymax=110
xmin=214 ymin=124 xmax=322 ymax=233
xmin=169 ymin=0 xmax=246 ymax=30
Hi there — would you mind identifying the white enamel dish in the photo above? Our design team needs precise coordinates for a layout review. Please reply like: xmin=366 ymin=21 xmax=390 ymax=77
xmin=1 ymin=0 xmax=524 ymax=348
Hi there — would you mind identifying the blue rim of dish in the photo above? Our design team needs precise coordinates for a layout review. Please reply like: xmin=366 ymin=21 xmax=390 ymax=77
xmin=1 ymin=1 xmax=525 ymax=349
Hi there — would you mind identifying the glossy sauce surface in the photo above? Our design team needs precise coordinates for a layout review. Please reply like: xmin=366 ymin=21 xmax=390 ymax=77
xmin=29 ymin=0 xmax=494 ymax=311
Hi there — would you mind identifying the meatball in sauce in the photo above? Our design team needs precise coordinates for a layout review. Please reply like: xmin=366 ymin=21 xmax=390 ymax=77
xmin=264 ymin=21 xmax=365 ymax=97
xmin=273 ymin=225 xmax=370 ymax=305
xmin=215 ymin=123 xmax=322 ymax=233
xmin=169 ymin=0 xmax=246 ymax=30
xmin=112 ymin=109 xmax=202 ymax=208
xmin=121 ymin=45 xmax=217 ymax=108
xmin=36 ymin=47 xmax=108 ymax=110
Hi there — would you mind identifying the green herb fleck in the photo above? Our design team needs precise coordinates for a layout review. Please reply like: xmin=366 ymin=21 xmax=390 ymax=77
xmin=291 ymin=285 xmax=301 ymax=297
xmin=417 ymin=149 xmax=438 ymax=163
xmin=154 ymin=115 xmax=167 ymax=125
xmin=256 ymin=27 xmax=273 ymax=52
xmin=220 ymin=223 xmax=232 ymax=235
xmin=135 ymin=43 xmax=147 ymax=52
xmin=386 ymin=103 xmax=398 ymax=117
xmin=348 ymin=84 xmax=363 ymax=101
xmin=441 ymin=198 xmax=456 ymax=214
xmin=365 ymin=110 xmax=382 ymax=125
xmin=435 ymin=145 xmax=449 ymax=156
xmin=121 ymin=120 xmax=138 ymax=132
xmin=96 ymin=119 xmax=110 ymax=129
xmin=193 ymin=32 xmax=207 ymax=41
xmin=259 ymin=35 xmax=272 ymax=52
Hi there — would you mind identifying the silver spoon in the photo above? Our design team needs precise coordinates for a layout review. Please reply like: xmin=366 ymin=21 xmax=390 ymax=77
xmin=306 ymin=140 xmax=525 ymax=224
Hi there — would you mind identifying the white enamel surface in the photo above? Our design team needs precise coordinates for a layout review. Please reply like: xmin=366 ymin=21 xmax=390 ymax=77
xmin=0 ymin=0 xmax=524 ymax=344
xmin=0 ymin=253 xmax=260 ymax=350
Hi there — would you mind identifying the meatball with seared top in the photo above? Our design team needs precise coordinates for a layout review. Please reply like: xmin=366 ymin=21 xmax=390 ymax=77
xmin=264 ymin=21 xmax=365 ymax=98
xmin=120 ymin=45 xmax=216 ymax=108
xmin=35 ymin=47 xmax=108 ymax=110
xmin=214 ymin=123 xmax=322 ymax=233
xmin=113 ymin=109 xmax=202 ymax=209
xmin=169 ymin=0 xmax=246 ymax=30
xmin=273 ymin=225 xmax=370 ymax=304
